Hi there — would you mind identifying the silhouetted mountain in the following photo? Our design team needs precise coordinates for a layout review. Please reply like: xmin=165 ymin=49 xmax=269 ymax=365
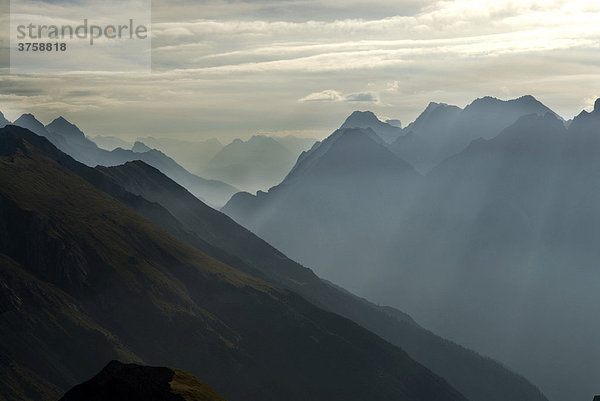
xmin=60 ymin=361 xmax=228 ymax=401
xmin=0 ymin=125 xmax=466 ymax=401
xmin=376 ymin=108 xmax=600 ymax=401
xmin=12 ymin=114 xmax=236 ymax=207
xmin=99 ymin=158 xmax=547 ymax=401
xmin=202 ymin=135 xmax=298 ymax=193
xmin=223 ymin=100 xmax=600 ymax=401
xmin=224 ymin=127 xmax=421 ymax=287
xmin=46 ymin=117 xmax=93 ymax=145
xmin=390 ymin=95 xmax=562 ymax=171
xmin=135 ymin=136 xmax=223 ymax=174
xmin=340 ymin=111 xmax=403 ymax=143
xmin=91 ymin=135 xmax=134 ymax=151
xmin=0 ymin=111 xmax=9 ymax=128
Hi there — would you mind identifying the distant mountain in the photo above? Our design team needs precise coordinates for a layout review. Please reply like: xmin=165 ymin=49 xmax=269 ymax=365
xmin=223 ymin=100 xmax=600 ymax=401
xmin=223 ymin=127 xmax=421 ymax=288
xmin=380 ymin=110 xmax=600 ymax=401
xmin=91 ymin=135 xmax=134 ymax=151
xmin=0 ymin=125 xmax=466 ymax=401
xmin=99 ymin=158 xmax=548 ymax=401
xmin=131 ymin=141 xmax=152 ymax=153
xmin=0 ymin=111 xmax=9 ymax=128
xmin=340 ymin=111 xmax=403 ymax=143
xmin=202 ymin=135 xmax=298 ymax=193
xmin=385 ymin=119 xmax=402 ymax=128
xmin=272 ymin=135 xmax=318 ymax=155
xmin=12 ymin=114 xmax=236 ymax=207
xmin=279 ymin=103 xmax=599 ymax=401
xmin=60 ymin=361 xmax=228 ymax=401
xmin=136 ymin=136 xmax=223 ymax=174
xmin=390 ymin=95 xmax=562 ymax=171
xmin=46 ymin=117 xmax=92 ymax=144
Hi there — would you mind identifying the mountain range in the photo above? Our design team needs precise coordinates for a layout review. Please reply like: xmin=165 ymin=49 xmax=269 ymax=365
xmin=341 ymin=110 xmax=403 ymax=143
xmin=0 ymin=124 xmax=469 ymax=401
xmin=390 ymin=95 xmax=562 ymax=171
xmin=201 ymin=135 xmax=298 ymax=193
xmin=223 ymin=95 xmax=600 ymax=401
xmin=134 ymin=136 xmax=224 ymax=174
xmin=9 ymin=114 xmax=236 ymax=207
xmin=91 ymin=135 xmax=134 ymax=151
xmin=97 ymin=157 xmax=547 ymax=401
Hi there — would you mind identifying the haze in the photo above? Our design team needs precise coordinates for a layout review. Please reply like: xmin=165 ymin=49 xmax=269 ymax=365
xmin=0 ymin=0 xmax=599 ymax=141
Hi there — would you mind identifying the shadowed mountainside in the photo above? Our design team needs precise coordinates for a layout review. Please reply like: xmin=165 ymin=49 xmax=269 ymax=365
xmin=0 ymin=125 xmax=466 ymax=401
xmin=100 ymin=146 xmax=545 ymax=401
xmin=223 ymin=98 xmax=600 ymax=401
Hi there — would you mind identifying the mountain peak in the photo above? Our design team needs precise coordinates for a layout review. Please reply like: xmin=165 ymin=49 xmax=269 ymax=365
xmin=14 ymin=113 xmax=48 ymax=136
xmin=46 ymin=116 xmax=89 ymax=143
xmin=594 ymin=98 xmax=600 ymax=113
xmin=344 ymin=110 xmax=381 ymax=126
xmin=132 ymin=141 xmax=152 ymax=153
xmin=341 ymin=110 xmax=403 ymax=143
xmin=0 ymin=110 xmax=9 ymax=128
xmin=16 ymin=113 xmax=42 ymax=123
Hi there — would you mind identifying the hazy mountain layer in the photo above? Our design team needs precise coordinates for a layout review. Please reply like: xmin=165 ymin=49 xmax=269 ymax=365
xmin=92 ymin=135 xmax=134 ymax=151
xmin=0 ymin=125 xmax=466 ymax=401
xmin=390 ymin=95 xmax=562 ymax=171
xmin=135 ymin=137 xmax=223 ymax=174
xmin=224 ymin=127 xmax=422 ymax=288
xmin=224 ymin=98 xmax=600 ymax=401
xmin=202 ymin=135 xmax=297 ymax=193
xmin=9 ymin=114 xmax=236 ymax=207
xmin=341 ymin=111 xmax=404 ymax=143
xmin=99 ymin=158 xmax=547 ymax=401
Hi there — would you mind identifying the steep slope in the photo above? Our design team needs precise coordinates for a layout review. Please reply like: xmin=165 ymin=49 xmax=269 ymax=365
xmin=380 ymin=109 xmax=600 ymax=401
xmin=60 ymin=361 xmax=228 ymax=401
xmin=135 ymin=137 xmax=223 ymax=174
xmin=46 ymin=117 xmax=98 ymax=149
xmin=99 ymin=159 xmax=548 ymax=401
xmin=390 ymin=95 xmax=562 ymax=171
xmin=0 ymin=111 xmax=9 ymax=128
xmin=273 ymin=135 xmax=317 ymax=156
xmin=202 ymin=135 xmax=297 ymax=193
xmin=223 ymin=127 xmax=421 ymax=290
xmin=0 ymin=125 xmax=466 ymax=401
xmin=12 ymin=114 xmax=236 ymax=207
xmin=132 ymin=141 xmax=152 ymax=153
xmin=341 ymin=110 xmax=403 ymax=143
xmin=390 ymin=102 xmax=462 ymax=171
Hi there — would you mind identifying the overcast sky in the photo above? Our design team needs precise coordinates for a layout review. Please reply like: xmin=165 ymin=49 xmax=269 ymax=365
xmin=1 ymin=0 xmax=600 ymax=141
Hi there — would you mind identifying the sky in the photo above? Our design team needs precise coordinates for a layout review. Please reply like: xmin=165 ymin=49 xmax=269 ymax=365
xmin=0 ymin=0 xmax=600 ymax=141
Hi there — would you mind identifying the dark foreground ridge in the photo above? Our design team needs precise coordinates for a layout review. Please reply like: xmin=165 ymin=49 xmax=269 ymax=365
xmin=60 ymin=360 xmax=228 ymax=401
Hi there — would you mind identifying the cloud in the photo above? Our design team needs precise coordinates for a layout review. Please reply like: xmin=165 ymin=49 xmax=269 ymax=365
xmin=299 ymin=90 xmax=379 ymax=103
xmin=299 ymin=90 xmax=344 ymax=102
xmin=345 ymin=92 xmax=379 ymax=102
xmin=1 ymin=0 xmax=599 ymax=140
